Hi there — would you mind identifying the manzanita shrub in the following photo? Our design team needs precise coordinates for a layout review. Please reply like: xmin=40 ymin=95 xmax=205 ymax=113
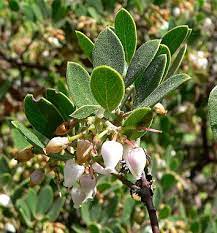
xmin=11 ymin=8 xmax=191 ymax=232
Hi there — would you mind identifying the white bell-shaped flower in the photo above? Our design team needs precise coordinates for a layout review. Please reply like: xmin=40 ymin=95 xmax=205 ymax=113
xmin=79 ymin=174 xmax=96 ymax=199
xmin=101 ymin=141 xmax=123 ymax=172
xmin=71 ymin=187 xmax=86 ymax=208
xmin=124 ymin=146 xmax=146 ymax=179
xmin=64 ymin=159 xmax=84 ymax=188
xmin=45 ymin=137 xmax=69 ymax=154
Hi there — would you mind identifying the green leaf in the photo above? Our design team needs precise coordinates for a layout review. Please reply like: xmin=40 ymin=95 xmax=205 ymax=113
xmin=16 ymin=199 xmax=32 ymax=227
xmin=75 ymin=31 xmax=94 ymax=60
xmin=81 ymin=202 xmax=92 ymax=225
xmin=9 ymin=0 xmax=19 ymax=11
xmin=122 ymin=107 xmax=152 ymax=139
xmin=125 ymin=39 xmax=161 ymax=87
xmin=90 ymin=65 xmax=125 ymax=111
xmin=153 ymin=186 xmax=162 ymax=208
xmin=46 ymin=88 xmax=75 ymax=120
xmin=57 ymin=78 xmax=69 ymax=97
xmin=67 ymin=62 xmax=97 ymax=107
xmin=92 ymin=28 xmax=125 ymax=75
xmin=134 ymin=54 xmax=167 ymax=106
xmin=159 ymin=205 xmax=171 ymax=219
xmin=138 ymin=73 xmax=191 ymax=107
xmin=157 ymin=44 xmax=171 ymax=78
xmin=121 ymin=197 xmax=135 ymax=224
xmin=102 ymin=228 xmax=113 ymax=233
xmin=70 ymin=105 xmax=101 ymax=119
xmin=11 ymin=128 xmax=31 ymax=149
xmin=161 ymin=173 xmax=177 ymax=191
xmin=166 ymin=44 xmax=187 ymax=79
xmin=32 ymin=3 xmax=43 ymax=21
xmin=25 ymin=189 xmax=37 ymax=218
xmin=51 ymin=0 xmax=67 ymax=22
xmin=24 ymin=94 xmax=63 ymax=138
xmin=36 ymin=185 xmax=53 ymax=218
xmin=0 ymin=80 xmax=11 ymax=100
xmin=47 ymin=197 xmax=65 ymax=221
xmin=161 ymin=25 xmax=189 ymax=55
xmin=0 ymin=156 xmax=9 ymax=175
xmin=11 ymin=121 xmax=45 ymax=149
xmin=0 ymin=173 xmax=12 ymax=188
xmin=89 ymin=223 xmax=101 ymax=233
xmin=115 ymin=8 xmax=137 ymax=64
xmin=208 ymin=86 xmax=217 ymax=138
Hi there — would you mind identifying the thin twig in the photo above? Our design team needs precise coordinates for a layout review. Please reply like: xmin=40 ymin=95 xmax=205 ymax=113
xmin=113 ymin=173 xmax=160 ymax=233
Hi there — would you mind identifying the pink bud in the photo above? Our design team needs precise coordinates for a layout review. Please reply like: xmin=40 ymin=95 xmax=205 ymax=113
xmin=101 ymin=141 xmax=123 ymax=171
xmin=79 ymin=174 xmax=96 ymax=199
xmin=45 ymin=137 xmax=69 ymax=154
xmin=63 ymin=160 xmax=84 ymax=188
xmin=124 ymin=147 xmax=146 ymax=179
xmin=70 ymin=187 xmax=86 ymax=208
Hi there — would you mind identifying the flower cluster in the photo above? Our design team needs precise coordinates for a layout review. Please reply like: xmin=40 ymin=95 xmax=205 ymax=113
xmin=45 ymin=136 xmax=147 ymax=208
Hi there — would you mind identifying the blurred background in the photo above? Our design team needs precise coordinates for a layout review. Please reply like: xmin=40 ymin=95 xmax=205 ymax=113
xmin=0 ymin=0 xmax=217 ymax=232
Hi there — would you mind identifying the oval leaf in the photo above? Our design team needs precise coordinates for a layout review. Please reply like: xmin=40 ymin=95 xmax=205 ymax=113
xmin=11 ymin=121 xmax=45 ymax=149
xmin=76 ymin=30 xmax=94 ymax=60
xmin=70 ymin=105 xmax=101 ymax=119
xmin=36 ymin=185 xmax=53 ymax=217
xmin=67 ymin=62 xmax=97 ymax=107
xmin=90 ymin=66 xmax=125 ymax=111
xmin=125 ymin=39 xmax=161 ymax=87
xmin=134 ymin=54 xmax=167 ymax=106
xmin=115 ymin=8 xmax=137 ymax=64
xmin=24 ymin=94 xmax=63 ymax=138
xmin=208 ymin=86 xmax=217 ymax=138
xmin=92 ymin=28 xmax=125 ymax=75
xmin=25 ymin=188 xmax=37 ymax=218
xmin=166 ymin=44 xmax=187 ymax=79
xmin=161 ymin=25 xmax=189 ymax=55
xmin=47 ymin=197 xmax=65 ymax=221
xmin=138 ymin=73 xmax=191 ymax=107
xmin=16 ymin=199 xmax=32 ymax=227
xmin=46 ymin=88 xmax=75 ymax=120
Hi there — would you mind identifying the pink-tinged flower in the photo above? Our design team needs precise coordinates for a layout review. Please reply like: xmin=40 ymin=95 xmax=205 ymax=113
xmin=45 ymin=137 xmax=69 ymax=154
xmin=70 ymin=187 xmax=86 ymax=208
xmin=79 ymin=174 xmax=96 ymax=199
xmin=63 ymin=160 xmax=84 ymax=188
xmin=101 ymin=141 xmax=123 ymax=172
xmin=124 ymin=146 xmax=146 ymax=179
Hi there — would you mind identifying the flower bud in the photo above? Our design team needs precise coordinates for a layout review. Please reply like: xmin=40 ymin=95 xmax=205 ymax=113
xmin=70 ymin=187 xmax=86 ymax=208
xmin=4 ymin=223 xmax=16 ymax=233
xmin=63 ymin=159 xmax=84 ymax=188
xmin=0 ymin=193 xmax=10 ymax=207
xmin=153 ymin=103 xmax=167 ymax=115
xmin=124 ymin=147 xmax=146 ymax=179
xmin=14 ymin=147 xmax=34 ymax=162
xmin=55 ymin=121 xmax=70 ymax=135
xmin=45 ymin=137 xmax=69 ymax=154
xmin=79 ymin=174 xmax=96 ymax=199
xmin=101 ymin=141 xmax=123 ymax=172
xmin=30 ymin=169 xmax=44 ymax=186
xmin=76 ymin=140 xmax=93 ymax=164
